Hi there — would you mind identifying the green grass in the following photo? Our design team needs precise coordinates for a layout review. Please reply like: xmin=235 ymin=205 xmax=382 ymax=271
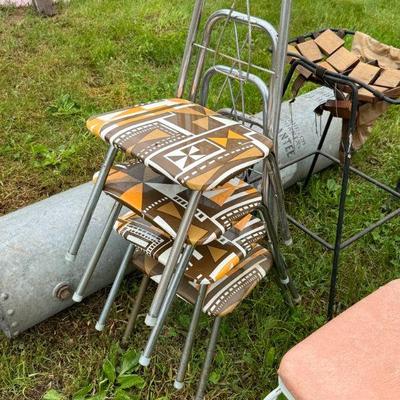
xmin=0 ymin=0 xmax=399 ymax=399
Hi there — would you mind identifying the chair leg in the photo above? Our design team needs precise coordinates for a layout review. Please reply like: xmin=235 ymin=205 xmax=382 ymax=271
xmin=66 ymin=144 xmax=117 ymax=262
xmin=139 ymin=245 xmax=195 ymax=367
xmin=259 ymin=204 xmax=301 ymax=305
xmin=264 ymin=387 xmax=283 ymax=400
xmin=122 ymin=274 xmax=151 ymax=345
xmin=95 ymin=244 xmax=136 ymax=331
xmin=265 ymin=156 xmax=292 ymax=246
xmin=327 ymin=138 xmax=351 ymax=320
xmin=174 ymin=284 xmax=208 ymax=390
xmin=145 ymin=190 xmax=202 ymax=327
xmin=303 ymin=112 xmax=334 ymax=189
xmin=72 ymin=201 xmax=122 ymax=302
xmin=194 ymin=317 xmax=222 ymax=400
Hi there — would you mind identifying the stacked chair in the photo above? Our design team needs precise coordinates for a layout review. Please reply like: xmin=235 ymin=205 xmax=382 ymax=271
xmin=66 ymin=0 xmax=300 ymax=398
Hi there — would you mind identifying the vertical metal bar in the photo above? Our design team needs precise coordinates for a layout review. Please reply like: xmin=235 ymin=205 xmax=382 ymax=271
xmin=66 ymin=144 xmax=117 ymax=262
xmin=268 ymin=0 xmax=292 ymax=152
xmin=95 ymin=244 xmax=136 ymax=331
xmin=122 ymin=274 xmax=150 ymax=344
xmin=139 ymin=245 xmax=195 ymax=367
xmin=266 ymin=156 xmax=292 ymax=245
xmin=194 ymin=317 xmax=222 ymax=400
xmin=327 ymin=84 xmax=358 ymax=320
xmin=72 ymin=201 xmax=123 ymax=303
xmin=174 ymin=284 xmax=208 ymax=390
xmin=303 ymin=113 xmax=334 ymax=188
xmin=145 ymin=190 xmax=202 ymax=326
xmin=176 ymin=0 xmax=206 ymax=98
xmin=259 ymin=204 xmax=300 ymax=305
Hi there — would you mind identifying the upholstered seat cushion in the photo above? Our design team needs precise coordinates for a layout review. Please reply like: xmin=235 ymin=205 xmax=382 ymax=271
xmin=87 ymin=98 xmax=272 ymax=191
xmin=133 ymin=245 xmax=272 ymax=317
xmin=115 ymin=212 xmax=267 ymax=284
xmin=102 ymin=161 xmax=262 ymax=245
xmin=278 ymin=279 xmax=400 ymax=400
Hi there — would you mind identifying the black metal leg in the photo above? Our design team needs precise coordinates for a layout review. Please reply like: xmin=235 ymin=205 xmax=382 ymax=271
xmin=327 ymin=124 xmax=352 ymax=320
xmin=303 ymin=113 xmax=334 ymax=189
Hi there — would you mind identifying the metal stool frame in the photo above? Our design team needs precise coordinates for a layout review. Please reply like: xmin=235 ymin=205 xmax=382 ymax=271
xmin=281 ymin=29 xmax=400 ymax=319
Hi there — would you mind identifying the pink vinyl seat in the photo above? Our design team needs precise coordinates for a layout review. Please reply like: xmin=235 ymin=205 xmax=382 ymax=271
xmin=275 ymin=279 xmax=400 ymax=400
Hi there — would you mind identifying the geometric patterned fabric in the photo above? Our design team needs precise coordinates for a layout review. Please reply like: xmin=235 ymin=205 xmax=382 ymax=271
xmin=114 ymin=212 xmax=267 ymax=284
xmin=87 ymin=98 xmax=273 ymax=191
xmin=102 ymin=161 xmax=262 ymax=246
xmin=132 ymin=245 xmax=273 ymax=317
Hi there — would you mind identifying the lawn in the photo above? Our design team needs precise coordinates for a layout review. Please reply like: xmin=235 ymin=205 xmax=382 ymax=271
xmin=0 ymin=0 xmax=399 ymax=399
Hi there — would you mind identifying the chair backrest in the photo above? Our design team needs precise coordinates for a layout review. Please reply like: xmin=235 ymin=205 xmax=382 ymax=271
xmin=175 ymin=0 xmax=293 ymax=156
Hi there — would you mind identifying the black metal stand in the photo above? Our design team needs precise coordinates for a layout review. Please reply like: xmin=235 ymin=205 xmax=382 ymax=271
xmin=281 ymin=46 xmax=400 ymax=320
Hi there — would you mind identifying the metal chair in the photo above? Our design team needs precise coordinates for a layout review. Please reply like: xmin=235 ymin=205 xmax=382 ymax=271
xmin=70 ymin=0 xmax=295 ymax=324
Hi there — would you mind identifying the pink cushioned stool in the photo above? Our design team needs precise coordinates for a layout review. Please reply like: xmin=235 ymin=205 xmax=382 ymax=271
xmin=264 ymin=279 xmax=400 ymax=400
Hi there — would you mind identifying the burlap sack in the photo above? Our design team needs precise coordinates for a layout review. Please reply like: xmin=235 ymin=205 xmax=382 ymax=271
xmin=350 ymin=32 xmax=399 ymax=149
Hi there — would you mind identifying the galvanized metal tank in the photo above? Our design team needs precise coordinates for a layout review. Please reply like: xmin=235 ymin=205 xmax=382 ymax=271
xmin=0 ymin=184 xmax=128 ymax=338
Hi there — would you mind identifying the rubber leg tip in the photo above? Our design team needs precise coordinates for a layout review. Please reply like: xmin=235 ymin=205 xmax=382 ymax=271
xmin=65 ymin=253 xmax=76 ymax=263
xmin=294 ymin=295 xmax=302 ymax=305
xmin=284 ymin=238 xmax=293 ymax=246
xmin=174 ymin=381 xmax=184 ymax=390
xmin=95 ymin=322 xmax=105 ymax=332
xmin=139 ymin=354 xmax=150 ymax=367
xmin=72 ymin=293 xmax=83 ymax=303
xmin=145 ymin=314 xmax=157 ymax=327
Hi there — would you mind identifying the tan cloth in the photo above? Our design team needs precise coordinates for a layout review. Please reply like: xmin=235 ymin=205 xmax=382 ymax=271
xmin=352 ymin=31 xmax=400 ymax=69
xmin=350 ymin=32 xmax=399 ymax=149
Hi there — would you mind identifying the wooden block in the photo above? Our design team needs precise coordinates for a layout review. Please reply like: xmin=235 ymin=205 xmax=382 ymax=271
xmin=374 ymin=69 xmax=400 ymax=88
xmin=348 ymin=62 xmax=381 ymax=84
xmin=287 ymin=44 xmax=301 ymax=63
xmin=296 ymin=65 xmax=313 ymax=79
xmin=383 ymin=86 xmax=400 ymax=99
xmin=323 ymin=100 xmax=352 ymax=118
xmin=326 ymin=47 xmax=360 ymax=72
xmin=315 ymin=29 xmax=345 ymax=55
xmin=357 ymin=85 xmax=384 ymax=103
xmin=295 ymin=40 xmax=323 ymax=62
xmin=317 ymin=61 xmax=337 ymax=73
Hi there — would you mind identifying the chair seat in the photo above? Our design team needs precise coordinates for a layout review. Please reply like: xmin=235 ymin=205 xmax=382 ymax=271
xmin=278 ymin=279 xmax=400 ymax=400
xmin=103 ymin=161 xmax=262 ymax=245
xmin=87 ymin=98 xmax=272 ymax=191
xmin=133 ymin=245 xmax=272 ymax=317
xmin=115 ymin=212 xmax=267 ymax=284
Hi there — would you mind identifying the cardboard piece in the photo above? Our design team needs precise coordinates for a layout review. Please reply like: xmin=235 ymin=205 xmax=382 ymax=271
xmin=374 ymin=69 xmax=400 ymax=88
xmin=315 ymin=29 xmax=345 ymax=55
xmin=327 ymin=47 xmax=360 ymax=72
xmin=296 ymin=40 xmax=323 ymax=62
xmin=357 ymin=85 xmax=385 ymax=103
xmin=349 ymin=62 xmax=381 ymax=84
xmin=317 ymin=61 xmax=337 ymax=73
xmin=287 ymin=44 xmax=301 ymax=63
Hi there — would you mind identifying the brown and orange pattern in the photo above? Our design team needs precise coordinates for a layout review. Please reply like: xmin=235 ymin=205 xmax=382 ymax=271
xmin=87 ymin=99 xmax=272 ymax=191
xmin=115 ymin=212 xmax=267 ymax=284
xmin=133 ymin=246 xmax=272 ymax=317
xmin=101 ymin=161 xmax=262 ymax=246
